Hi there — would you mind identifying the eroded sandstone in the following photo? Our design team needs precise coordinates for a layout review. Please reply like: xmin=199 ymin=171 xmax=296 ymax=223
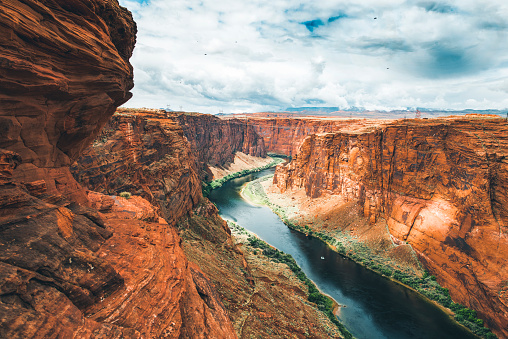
xmin=72 ymin=112 xmax=202 ymax=226
xmin=0 ymin=0 xmax=136 ymax=204
xmin=273 ymin=116 xmax=508 ymax=337
xmin=0 ymin=1 xmax=239 ymax=337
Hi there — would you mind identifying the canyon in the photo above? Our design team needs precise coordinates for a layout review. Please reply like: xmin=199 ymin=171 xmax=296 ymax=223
xmin=259 ymin=116 xmax=507 ymax=337
xmin=0 ymin=2 xmax=342 ymax=337
xmin=1 ymin=0 xmax=507 ymax=338
xmin=71 ymin=108 xmax=342 ymax=337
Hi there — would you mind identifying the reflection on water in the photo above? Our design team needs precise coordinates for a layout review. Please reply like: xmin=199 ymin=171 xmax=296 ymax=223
xmin=209 ymin=169 xmax=476 ymax=339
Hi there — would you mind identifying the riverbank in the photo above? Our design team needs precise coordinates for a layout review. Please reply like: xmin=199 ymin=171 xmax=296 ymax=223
xmin=242 ymin=175 xmax=497 ymax=339
xmin=202 ymin=156 xmax=284 ymax=196
xmin=226 ymin=220 xmax=354 ymax=339
xmin=208 ymin=152 xmax=273 ymax=180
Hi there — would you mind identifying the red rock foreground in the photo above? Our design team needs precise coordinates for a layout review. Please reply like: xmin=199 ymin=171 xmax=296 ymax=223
xmin=272 ymin=116 xmax=508 ymax=337
xmin=0 ymin=0 xmax=136 ymax=204
xmin=0 ymin=1 xmax=237 ymax=337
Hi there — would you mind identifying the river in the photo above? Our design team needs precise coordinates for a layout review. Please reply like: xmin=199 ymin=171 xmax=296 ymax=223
xmin=208 ymin=167 xmax=477 ymax=339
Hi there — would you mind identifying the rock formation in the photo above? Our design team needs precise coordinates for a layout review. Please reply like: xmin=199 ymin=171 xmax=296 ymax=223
xmin=242 ymin=117 xmax=369 ymax=156
xmin=71 ymin=111 xmax=203 ymax=226
xmin=0 ymin=0 xmax=136 ymax=204
xmin=273 ymin=117 xmax=508 ymax=337
xmin=175 ymin=112 xmax=266 ymax=180
xmin=0 ymin=2 xmax=237 ymax=338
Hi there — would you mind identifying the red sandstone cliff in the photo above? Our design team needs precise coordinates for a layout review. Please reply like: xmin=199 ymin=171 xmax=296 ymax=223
xmin=175 ymin=113 xmax=266 ymax=180
xmin=0 ymin=1 xmax=238 ymax=338
xmin=71 ymin=112 xmax=202 ymax=226
xmin=0 ymin=0 xmax=136 ymax=204
xmin=274 ymin=117 xmax=508 ymax=337
xmin=242 ymin=117 xmax=370 ymax=157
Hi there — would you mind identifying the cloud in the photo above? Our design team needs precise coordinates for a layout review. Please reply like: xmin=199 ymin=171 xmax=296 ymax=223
xmin=119 ymin=0 xmax=508 ymax=113
xmin=417 ymin=1 xmax=457 ymax=13
xmin=355 ymin=38 xmax=414 ymax=53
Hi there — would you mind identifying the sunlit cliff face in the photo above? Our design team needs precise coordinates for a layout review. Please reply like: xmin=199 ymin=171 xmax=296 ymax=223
xmin=269 ymin=117 xmax=508 ymax=336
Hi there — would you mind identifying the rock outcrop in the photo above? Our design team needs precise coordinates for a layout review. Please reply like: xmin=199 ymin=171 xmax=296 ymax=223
xmin=82 ymin=192 xmax=237 ymax=339
xmin=175 ymin=113 xmax=266 ymax=180
xmin=0 ymin=2 xmax=238 ymax=338
xmin=274 ymin=116 xmax=508 ymax=337
xmin=71 ymin=112 xmax=202 ymax=226
xmin=0 ymin=0 xmax=136 ymax=204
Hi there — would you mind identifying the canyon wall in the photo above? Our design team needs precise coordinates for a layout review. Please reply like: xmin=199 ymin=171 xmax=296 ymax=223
xmin=243 ymin=117 xmax=371 ymax=157
xmin=175 ymin=113 xmax=266 ymax=180
xmin=0 ymin=0 xmax=136 ymax=204
xmin=0 ymin=1 xmax=238 ymax=338
xmin=274 ymin=117 xmax=508 ymax=337
xmin=71 ymin=112 xmax=202 ymax=226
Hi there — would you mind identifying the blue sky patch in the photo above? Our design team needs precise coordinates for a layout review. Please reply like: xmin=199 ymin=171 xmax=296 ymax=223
xmin=328 ymin=13 xmax=348 ymax=23
xmin=302 ymin=19 xmax=324 ymax=32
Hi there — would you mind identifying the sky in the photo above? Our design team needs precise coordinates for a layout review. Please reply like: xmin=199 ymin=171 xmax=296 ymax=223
xmin=118 ymin=0 xmax=508 ymax=114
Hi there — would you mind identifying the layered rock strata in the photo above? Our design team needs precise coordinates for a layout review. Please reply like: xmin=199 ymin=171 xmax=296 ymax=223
xmin=241 ymin=117 xmax=381 ymax=157
xmin=0 ymin=0 xmax=136 ymax=204
xmin=174 ymin=112 xmax=266 ymax=180
xmin=82 ymin=192 xmax=237 ymax=338
xmin=0 ymin=1 xmax=238 ymax=337
xmin=71 ymin=112 xmax=202 ymax=226
xmin=274 ymin=117 xmax=508 ymax=337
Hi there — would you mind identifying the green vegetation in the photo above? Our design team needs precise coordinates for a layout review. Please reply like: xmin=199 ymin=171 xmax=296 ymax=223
xmin=243 ymin=176 xmax=497 ymax=339
xmin=267 ymin=152 xmax=292 ymax=160
xmin=119 ymin=191 xmax=131 ymax=199
xmin=246 ymin=234 xmax=354 ymax=339
xmin=202 ymin=156 xmax=284 ymax=196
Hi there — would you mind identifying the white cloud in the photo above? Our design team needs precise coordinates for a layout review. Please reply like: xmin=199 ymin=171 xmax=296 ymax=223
xmin=119 ymin=0 xmax=508 ymax=113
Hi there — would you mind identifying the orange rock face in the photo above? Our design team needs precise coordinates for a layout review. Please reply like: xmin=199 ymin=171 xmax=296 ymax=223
xmin=0 ymin=2 xmax=238 ymax=338
xmin=85 ymin=192 xmax=237 ymax=339
xmin=72 ymin=112 xmax=203 ymax=226
xmin=274 ymin=117 xmax=508 ymax=337
xmin=175 ymin=112 xmax=266 ymax=180
xmin=243 ymin=117 xmax=361 ymax=156
xmin=0 ymin=0 xmax=136 ymax=204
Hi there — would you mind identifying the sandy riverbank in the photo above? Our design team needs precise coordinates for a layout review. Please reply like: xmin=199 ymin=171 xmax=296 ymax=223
xmin=209 ymin=152 xmax=273 ymax=181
